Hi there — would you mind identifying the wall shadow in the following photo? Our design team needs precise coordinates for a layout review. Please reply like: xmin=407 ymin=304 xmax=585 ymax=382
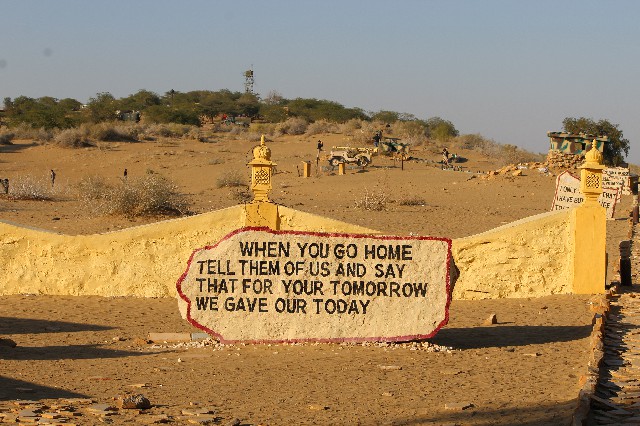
xmin=0 ymin=142 xmax=38 ymax=154
xmin=431 ymin=325 xmax=592 ymax=349
xmin=0 ymin=376 xmax=88 ymax=401
xmin=0 ymin=317 xmax=113 ymax=334
xmin=389 ymin=399 xmax=577 ymax=425
xmin=1 ymin=344 xmax=148 ymax=361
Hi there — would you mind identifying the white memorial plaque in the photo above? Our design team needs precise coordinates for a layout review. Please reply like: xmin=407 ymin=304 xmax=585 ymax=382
xmin=603 ymin=167 xmax=631 ymax=196
xmin=551 ymin=171 xmax=618 ymax=219
xmin=177 ymin=227 xmax=453 ymax=343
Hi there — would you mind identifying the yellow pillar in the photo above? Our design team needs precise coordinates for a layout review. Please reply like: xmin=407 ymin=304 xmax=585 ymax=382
xmin=244 ymin=135 xmax=280 ymax=230
xmin=338 ymin=163 xmax=345 ymax=175
xmin=571 ymin=142 xmax=606 ymax=294
xmin=302 ymin=161 xmax=311 ymax=178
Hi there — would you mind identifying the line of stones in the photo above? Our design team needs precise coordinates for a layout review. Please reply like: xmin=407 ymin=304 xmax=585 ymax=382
xmin=572 ymin=219 xmax=639 ymax=425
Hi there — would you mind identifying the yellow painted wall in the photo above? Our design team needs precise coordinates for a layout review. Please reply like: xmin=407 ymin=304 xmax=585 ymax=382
xmin=452 ymin=209 xmax=574 ymax=299
xmin=0 ymin=206 xmax=377 ymax=298
xmin=0 ymin=205 xmax=593 ymax=299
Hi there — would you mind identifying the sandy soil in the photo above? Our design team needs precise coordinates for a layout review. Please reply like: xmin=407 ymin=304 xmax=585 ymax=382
xmin=0 ymin=133 xmax=633 ymax=425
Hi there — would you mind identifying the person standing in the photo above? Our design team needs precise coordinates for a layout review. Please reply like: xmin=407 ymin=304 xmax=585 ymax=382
xmin=373 ymin=130 xmax=382 ymax=147
xmin=50 ymin=169 xmax=56 ymax=188
xmin=442 ymin=148 xmax=450 ymax=168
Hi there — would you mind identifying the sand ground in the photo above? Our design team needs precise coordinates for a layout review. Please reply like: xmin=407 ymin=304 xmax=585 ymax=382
xmin=0 ymin=133 xmax=633 ymax=425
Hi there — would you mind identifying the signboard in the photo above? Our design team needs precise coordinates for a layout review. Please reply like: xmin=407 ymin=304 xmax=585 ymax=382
xmin=551 ymin=171 xmax=618 ymax=219
xmin=177 ymin=227 xmax=453 ymax=344
xmin=603 ymin=167 xmax=631 ymax=196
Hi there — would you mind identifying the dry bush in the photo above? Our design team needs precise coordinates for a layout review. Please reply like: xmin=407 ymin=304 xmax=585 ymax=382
xmin=250 ymin=123 xmax=277 ymax=136
xmin=53 ymin=128 xmax=91 ymax=148
xmin=0 ymin=132 xmax=15 ymax=145
xmin=10 ymin=124 xmax=55 ymax=142
xmin=354 ymin=188 xmax=388 ymax=211
xmin=77 ymin=174 xmax=189 ymax=218
xmin=232 ymin=187 xmax=253 ymax=203
xmin=305 ymin=120 xmax=339 ymax=136
xmin=228 ymin=126 xmax=248 ymax=136
xmin=208 ymin=158 xmax=225 ymax=165
xmin=399 ymin=196 xmax=427 ymax=206
xmin=137 ymin=122 xmax=195 ymax=140
xmin=185 ymin=127 xmax=203 ymax=141
xmin=339 ymin=119 xmax=364 ymax=135
xmin=394 ymin=121 xmax=427 ymax=139
xmin=350 ymin=121 xmax=382 ymax=145
xmin=216 ymin=171 xmax=247 ymax=188
xmin=275 ymin=117 xmax=308 ymax=136
xmin=85 ymin=122 xmax=139 ymax=142
xmin=449 ymin=134 xmax=543 ymax=166
xmin=499 ymin=144 xmax=544 ymax=165
xmin=245 ymin=132 xmax=263 ymax=142
xmin=7 ymin=175 xmax=53 ymax=200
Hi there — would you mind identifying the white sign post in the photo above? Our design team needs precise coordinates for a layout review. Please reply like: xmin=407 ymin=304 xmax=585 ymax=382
xmin=603 ymin=167 xmax=631 ymax=196
xmin=551 ymin=171 xmax=618 ymax=219
xmin=177 ymin=227 xmax=453 ymax=344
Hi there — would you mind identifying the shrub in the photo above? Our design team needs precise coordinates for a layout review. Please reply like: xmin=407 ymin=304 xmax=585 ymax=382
xmin=0 ymin=132 xmax=15 ymax=145
xmin=245 ymin=132 xmax=263 ymax=142
xmin=9 ymin=123 xmax=55 ymax=142
xmin=77 ymin=174 xmax=189 ymax=218
xmin=399 ymin=196 xmax=427 ymax=206
xmin=216 ymin=171 xmax=247 ymax=188
xmin=305 ymin=120 xmax=339 ymax=136
xmin=275 ymin=117 xmax=308 ymax=136
xmin=142 ymin=123 xmax=196 ymax=139
xmin=53 ymin=128 xmax=91 ymax=148
xmin=232 ymin=187 xmax=253 ymax=203
xmin=339 ymin=118 xmax=364 ymax=135
xmin=250 ymin=123 xmax=277 ymax=136
xmin=7 ymin=175 xmax=53 ymax=200
xmin=86 ymin=122 xmax=139 ymax=142
xmin=354 ymin=188 xmax=388 ymax=211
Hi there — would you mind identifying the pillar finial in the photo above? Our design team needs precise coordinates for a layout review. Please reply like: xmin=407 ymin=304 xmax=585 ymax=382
xmin=247 ymin=134 xmax=276 ymax=203
xmin=578 ymin=140 xmax=605 ymax=206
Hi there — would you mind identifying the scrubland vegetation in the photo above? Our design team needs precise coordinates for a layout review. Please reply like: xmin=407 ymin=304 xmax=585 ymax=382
xmin=0 ymin=87 xmax=629 ymax=220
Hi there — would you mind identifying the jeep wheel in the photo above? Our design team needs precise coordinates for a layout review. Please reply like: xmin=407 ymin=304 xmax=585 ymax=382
xmin=329 ymin=157 xmax=342 ymax=167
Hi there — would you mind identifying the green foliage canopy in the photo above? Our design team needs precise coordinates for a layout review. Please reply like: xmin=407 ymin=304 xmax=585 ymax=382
xmin=562 ymin=117 xmax=629 ymax=166
xmin=3 ymin=96 xmax=81 ymax=129
xmin=425 ymin=117 xmax=459 ymax=142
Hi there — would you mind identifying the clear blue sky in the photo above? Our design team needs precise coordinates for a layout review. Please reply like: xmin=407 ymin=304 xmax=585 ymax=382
xmin=1 ymin=1 xmax=639 ymax=162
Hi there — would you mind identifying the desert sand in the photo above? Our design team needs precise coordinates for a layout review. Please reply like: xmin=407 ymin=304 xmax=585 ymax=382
xmin=0 ymin=133 xmax=633 ymax=425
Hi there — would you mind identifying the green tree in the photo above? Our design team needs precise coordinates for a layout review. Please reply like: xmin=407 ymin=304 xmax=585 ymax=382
xmin=259 ymin=104 xmax=288 ymax=123
xmin=4 ymin=96 xmax=75 ymax=129
xmin=370 ymin=110 xmax=399 ymax=124
xmin=562 ymin=117 xmax=629 ymax=166
xmin=286 ymin=98 xmax=367 ymax=122
xmin=119 ymin=89 xmax=161 ymax=111
xmin=425 ymin=117 xmax=459 ymax=142
xmin=236 ymin=93 xmax=260 ymax=117
xmin=86 ymin=92 xmax=117 ymax=122
xmin=143 ymin=104 xmax=201 ymax=125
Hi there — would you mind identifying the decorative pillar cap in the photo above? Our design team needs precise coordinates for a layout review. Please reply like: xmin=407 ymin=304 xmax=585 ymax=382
xmin=579 ymin=140 xmax=605 ymax=171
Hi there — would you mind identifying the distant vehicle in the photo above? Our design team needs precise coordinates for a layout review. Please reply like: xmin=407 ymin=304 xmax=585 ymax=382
xmin=328 ymin=146 xmax=375 ymax=167
xmin=379 ymin=137 xmax=410 ymax=160
xmin=115 ymin=110 xmax=141 ymax=123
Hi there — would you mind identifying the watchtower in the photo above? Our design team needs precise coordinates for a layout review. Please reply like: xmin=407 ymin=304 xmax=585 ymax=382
xmin=244 ymin=68 xmax=254 ymax=94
